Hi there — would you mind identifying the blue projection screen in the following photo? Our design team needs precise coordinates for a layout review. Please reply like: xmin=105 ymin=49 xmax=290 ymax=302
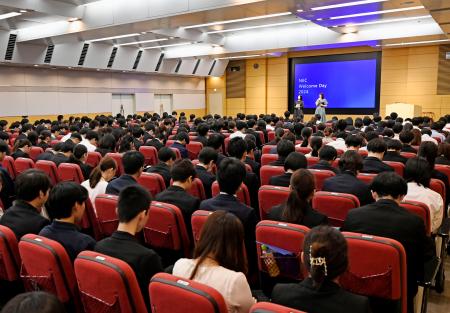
xmin=289 ymin=52 xmax=381 ymax=115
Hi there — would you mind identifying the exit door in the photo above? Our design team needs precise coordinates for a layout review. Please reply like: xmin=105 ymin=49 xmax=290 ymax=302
xmin=154 ymin=94 xmax=172 ymax=115
xmin=112 ymin=94 xmax=136 ymax=117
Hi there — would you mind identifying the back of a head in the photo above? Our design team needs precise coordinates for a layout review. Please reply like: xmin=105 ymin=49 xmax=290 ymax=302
xmin=309 ymin=137 xmax=322 ymax=156
xmin=345 ymin=135 xmax=363 ymax=149
xmin=339 ymin=150 xmax=363 ymax=174
xmin=46 ymin=182 xmax=88 ymax=220
xmin=319 ymin=145 xmax=337 ymax=162
xmin=177 ymin=132 xmax=190 ymax=144
xmin=198 ymin=147 xmax=218 ymax=165
xmin=0 ymin=140 xmax=9 ymax=154
xmin=207 ymin=133 xmax=224 ymax=150
xmin=217 ymin=157 xmax=246 ymax=195
xmin=236 ymin=121 xmax=246 ymax=131
xmin=284 ymin=152 xmax=307 ymax=171
xmin=1 ymin=291 xmax=66 ymax=313
xmin=367 ymin=138 xmax=387 ymax=153
xmin=301 ymin=127 xmax=312 ymax=139
xmin=386 ymin=139 xmax=402 ymax=151
xmin=404 ymin=157 xmax=431 ymax=188
xmin=16 ymin=169 xmax=51 ymax=202
xmin=122 ymin=151 xmax=144 ymax=175
xmin=158 ymin=147 xmax=176 ymax=163
xmin=197 ymin=123 xmax=209 ymax=136
xmin=228 ymin=137 xmax=247 ymax=159
xmin=282 ymin=169 xmax=315 ymax=224
xmin=399 ymin=130 xmax=414 ymax=144
xmin=277 ymin=139 xmax=295 ymax=158
xmin=303 ymin=225 xmax=348 ymax=289
xmin=370 ymin=172 xmax=407 ymax=199
xmin=418 ymin=141 xmax=438 ymax=168
xmin=61 ymin=141 xmax=75 ymax=153
xmin=118 ymin=185 xmax=151 ymax=223
xmin=171 ymin=159 xmax=196 ymax=182
xmin=73 ymin=144 xmax=87 ymax=160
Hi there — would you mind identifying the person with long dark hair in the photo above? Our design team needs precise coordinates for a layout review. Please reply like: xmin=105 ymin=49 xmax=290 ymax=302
xmin=81 ymin=157 xmax=117 ymax=206
xmin=172 ymin=211 xmax=254 ymax=313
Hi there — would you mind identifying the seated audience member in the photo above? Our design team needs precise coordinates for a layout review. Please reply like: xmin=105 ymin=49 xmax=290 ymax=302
xmin=1 ymin=292 xmax=65 ymax=313
xmin=309 ymin=145 xmax=339 ymax=174
xmin=345 ymin=135 xmax=363 ymax=151
xmin=322 ymin=127 xmax=334 ymax=144
xmin=106 ymin=151 xmax=144 ymax=195
xmin=68 ymin=133 xmax=82 ymax=145
xmin=11 ymin=139 xmax=31 ymax=159
xmin=146 ymin=147 xmax=176 ymax=188
xmin=171 ymin=132 xmax=189 ymax=159
xmin=411 ymin=129 xmax=422 ymax=146
xmin=341 ymin=172 xmax=434 ymax=312
xmin=326 ymin=131 xmax=347 ymax=151
xmin=69 ymin=144 xmax=92 ymax=180
xmin=269 ymin=152 xmax=307 ymax=187
xmin=267 ymin=127 xmax=285 ymax=146
xmin=361 ymin=138 xmax=393 ymax=173
xmin=230 ymin=121 xmax=247 ymax=139
xmin=0 ymin=141 xmax=15 ymax=208
xmin=421 ymin=128 xmax=438 ymax=145
xmin=0 ymin=169 xmax=50 ymax=239
xmin=37 ymin=131 xmax=52 ymax=151
xmin=39 ymin=182 xmax=95 ymax=261
xmin=399 ymin=130 xmax=417 ymax=153
xmin=52 ymin=141 xmax=74 ymax=166
xmin=144 ymin=130 xmax=165 ymax=151
xmin=436 ymin=143 xmax=450 ymax=165
xmin=196 ymin=123 xmax=209 ymax=146
xmin=322 ymin=151 xmax=374 ymax=206
xmin=383 ymin=139 xmax=408 ymax=164
xmin=36 ymin=142 xmax=60 ymax=162
xmin=81 ymin=130 xmax=98 ymax=152
xmin=272 ymin=226 xmax=370 ymax=313
xmin=195 ymin=147 xmax=218 ymax=198
xmin=81 ymin=157 xmax=117 ymax=205
xmin=299 ymin=127 xmax=312 ymax=147
xmin=173 ymin=211 xmax=254 ymax=313
xmin=155 ymin=159 xmax=200 ymax=237
xmin=95 ymin=185 xmax=163 ymax=310
xmin=306 ymin=136 xmax=322 ymax=158
xmin=118 ymin=135 xmax=136 ymax=153
xmin=270 ymin=139 xmax=295 ymax=166
xmin=268 ymin=169 xmax=328 ymax=227
xmin=244 ymin=137 xmax=261 ymax=175
xmin=207 ymin=133 xmax=226 ymax=167
xmin=95 ymin=134 xmax=116 ymax=156
xmin=403 ymin=157 xmax=444 ymax=233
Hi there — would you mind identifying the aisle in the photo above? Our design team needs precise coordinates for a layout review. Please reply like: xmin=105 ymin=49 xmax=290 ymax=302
xmin=428 ymin=258 xmax=450 ymax=312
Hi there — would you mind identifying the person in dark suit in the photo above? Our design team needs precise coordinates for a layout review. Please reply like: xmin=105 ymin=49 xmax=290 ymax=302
xmin=170 ymin=132 xmax=189 ymax=159
xmin=11 ymin=139 xmax=31 ymax=160
xmin=146 ymin=147 xmax=176 ymax=188
xmin=322 ymin=150 xmax=374 ymax=206
xmin=246 ymin=119 xmax=263 ymax=149
xmin=399 ymin=130 xmax=417 ymax=153
xmin=155 ymin=159 xmax=200 ymax=239
xmin=0 ymin=141 xmax=15 ymax=209
xmin=52 ymin=141 xmax=74 ymax=166
xmin=436 ymin=143 xmax=450 ymax=165
xmin=195 ymin=147 xmax=218 ymax=199
xmin=361 ymin=138 xmax=394 ymax=174
xmin=268 ymin=169 xmax=328 ymax=227
xmin=244 ymin=137 xmax=261 ymax=176
xmin=269 ymin=152 xmax=307 ymax=187
xmin=69 ymin=144 xmax=92 ymax=180
xmin=309 ymin=145 xmax=339 ymax=174
xmin=341 ymin=172 xmax=435 ymax=313
xmin=383 ymin=139 xmax=408 ymax=164
xmin=106 ymin=151 xmax=144 ymax=195
xmin=269 ymin=139 xmax=295 ymax=166
xmin=345 ymin=134 xmax=363 ymax=152
xmin=272 ymin=226 xmax=370 ymax=313
xmin=144 ymin=132 xmax=165 ymax=151
xmin=39 ymin=182 xmax=96 ymax=261
xmin=199 ymin=157 xmax=259 ymax=276
xmin=0 ymin=169 xmax=51 ymax=239
xmin=195 ymin=123 xmax=209 ymax=146
xmin=206 ymin=133 xmax=226 ymax=167
xmin=95 ymin=185 xmax=163 ymax=310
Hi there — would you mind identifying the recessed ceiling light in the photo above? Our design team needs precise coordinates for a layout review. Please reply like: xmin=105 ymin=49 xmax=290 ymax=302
xmin=141 ymin=42 xmax=195 ymax=50
xmin=183 ymin=12 xmax=292 ymax=29
xmin=216 ymin=54 xmax=262 ymax=60
xmin=312 ymin=0 xmax=388 ymax=11
xmin=33 ymin=64 xmax=39 ymax=67
xmin=88 ymin=33 xmax=140 ymax=43
xmin=0 ymin=12 xmax=22 ymax=20
xmin=68 ymin=67 xmax=73 ymax=69
xmin=206 ymin=20 xmax=308 ymax=34
xmin=19 ymin=10 xmax=27 ymax=13
xmin=68 ymin=17 xmax=80 ymax=22
xmin=118 ymin=38 xmax=169 ymax=46
xmin=96 ymin=68 xmax=101 ymax=71
xmin=329 ymin=6 xmax=424 ymax=20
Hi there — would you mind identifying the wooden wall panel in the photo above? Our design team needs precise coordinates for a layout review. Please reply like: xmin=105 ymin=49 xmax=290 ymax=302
xmin=226 ymin=60 xmax=246 ymax=99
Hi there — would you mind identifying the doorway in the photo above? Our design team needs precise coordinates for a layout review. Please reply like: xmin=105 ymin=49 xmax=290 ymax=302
xmin=112 ymin=94 xmax=136 ymax=117
xmin=154 ymin=94 xmax=173 ymax=115
xmin=209 ymin=93 xmax=223 ymax=116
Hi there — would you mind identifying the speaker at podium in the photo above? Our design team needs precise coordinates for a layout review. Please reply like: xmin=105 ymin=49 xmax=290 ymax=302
xmin=385 ymin=103 xmax=422 ymax=119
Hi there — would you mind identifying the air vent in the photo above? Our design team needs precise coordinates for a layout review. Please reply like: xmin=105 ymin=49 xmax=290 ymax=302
xmin=174 ymin=59 xmax=182 ymax=73
xmin=155 ymin=53 xmax=164 ymax=71
xmin=44 ymin=45 xmax=55 ymax=64
xmin=78 ymin=43 xmax=89 ymax=66
xmin=4 ymin=34 xmax=17 ymax=61
xmin=192 ymin=59 xmax=200 ymax=74
xmin=132 ymin=50 xmax=143 ymax=70
xmin=107 ymin=47 xmax=118 ymax=68
xmin=208 ymin=60 xmax=217 ymax=76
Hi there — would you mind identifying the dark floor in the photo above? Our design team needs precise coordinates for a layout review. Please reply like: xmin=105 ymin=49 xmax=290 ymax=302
xmin=428 ymin=258 xmax=450 ymax=313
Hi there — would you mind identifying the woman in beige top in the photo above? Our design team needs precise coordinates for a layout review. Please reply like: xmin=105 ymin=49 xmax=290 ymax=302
xmin=172 ymin=211 xmax=254 ymax=313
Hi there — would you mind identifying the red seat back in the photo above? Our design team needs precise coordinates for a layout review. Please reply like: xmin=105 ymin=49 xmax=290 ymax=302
xmin=165 ymin=139 xmax=175 ymax=147
xmin=357 ymin=173 xmax=377 ymax=185
xmin=383 ymin=161 xmax=404 ymax=176
xmin=258 ymin=185 xmax=290 ymax=220
xmin=187 ymin=142 xmax=203 ymax=160
xmin=144 ymin=201 xmax=191 ymax=257
xmin=14 ymin=157 xmax=35 ymax=174
xmin=312 ymin=191 xmax=360 ymax=227
xmin=75 ymin=251 xmax=147 ymax=313
xmin=188 ymin=178 xmax=206 ymax=200
xmin=308 ymin=169 xmax=336 ymax=190
xmin=434 ymin=164 xmax=450 ymax=186
xmin=2 ymin=155 xmax=16 ymax=179
xmin=295 ymin=146 xmax=312 ymax=154
xmin=261 ymin=154 xmax=279 ymax=166
xmin=138 ymin=172 xmax=166 ymax=198
xmin=358 ymin=150 xmax=369 ymax=157
xmin=170 ymin=147 xmax=182 ymax=160
xmin=29 ymin=146 xmax=44 ymax=162
xmin=50 ymin=140 xmax=60 ymax=147
xmin=256 ymin=131 xmax=265 ymax=144
xmin=191 ymin=210 xmax=213 ymax=243
xmin=36 ymin=160 xmax=59 ymax=186
xmin=149 ymin=273 xmax=228 ymax=313
xmin=211 ymin=181 xmax=251 ymax=206
xmin=306 ymin=156 xmax=319 ymax=167
xmin=400 ymin=152 xmax=416 ymax=159
xmin=86 ymin=151 xmax=102 ymax=168
xmin=19 ymin=235 xmax=80 ymax=309
xmin=250 ymin=302 xmax=306 ymax=313
xmin=400 ymin=200 xmax=431 ymax=236
xmin=139 ymin=146 xmax=158 ymax=166
xmin=105 ymin=153 xmax=123 ymax=175
xmin=268 ymin=131 xmax=275 ymax=142
xmin=0 ymin=225 xmax=20 ymax=281
xmin=224 ymin=137 xmax=231 ymax=154
xmin=83 ymin=198 xmax=103 ymax=241
xmin=430 ymin=178 xmax=446 ymax=205
xmin=262 ymin=145 xmax=276 ymax=155
xmin=58 ymin=163 xmax=84 ymax=184
xmin=260 ymin=165 xmax=285 ymax=186
xmin=94 ymin=194 xmax=119 ymax=238
xmin=341 ymin=232 xmax=407 ymax=313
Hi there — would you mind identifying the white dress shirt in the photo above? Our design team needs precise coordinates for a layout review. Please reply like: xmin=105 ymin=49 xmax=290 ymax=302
xmin=81 ymin=178 xmax=109 ymax=210
xmin=421 ymin=134 xmax=438 ymax=145
xmin=230 ymin=131 xmax=246 ymax=140
xmin=80 ymin=138 xmax=97 ymax=152
xmin=326 ymin=138 xmax=347 ymax=152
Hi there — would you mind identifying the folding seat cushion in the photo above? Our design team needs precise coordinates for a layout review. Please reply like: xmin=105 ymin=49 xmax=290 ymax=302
xmin=211 ymin=181 xmax=251 ymax=206
xmin=400 ymin=201 xmax=431 ymax=236
xmin=2 ymin=155 xmax=17 ymax=179
xmin=383 ymin=161 xmax=405 ymax=176
xmin=0 ymin=225 xmax=20 ymax=281
xmin=312 ymin=191 xmax=360 ymax=227
xmin=14 ymin=157 xmax=35 ymax=174
xmin=75 ymin=251 xmax=147 ymax=313
xmin=36 ymin=160 xmax=59 ymax=186
xmin=137 ymin=172 xmax=166 ymax=197
xmin=187 ymin=142 xmax=203 ymax=160
xmin=105 ymin=153 xmax=123 ymax=176
xmin=58 ymin=163 xmax=84 ymax=184
xmin=191 ymin=210 xmax=213 ymax=243
xmin=308 ymin=169 xmax=336 ymax=190
xmin=260 ymin=166 xmax=285 ymax=186
xmin=258 ymin=186 xmax=290 ymax=220
xmin=94 ymin=194 xmax=119 ymax=238
xmin=86 ymin=151 xmax=102 ymax=168
xmin=29 ymin=146 xmax=44 ymax=162
xmin=139 ymin=146 xmax=158 ymax=166
xmin=261 ymin=154 xmax=279 ymax=166
xmin=250 ymin=302 xmax=306 ymax=313
xmin=149 ymin=273 xmax=228 ymax=313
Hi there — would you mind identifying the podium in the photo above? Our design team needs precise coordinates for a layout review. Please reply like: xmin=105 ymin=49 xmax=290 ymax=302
xmin=385 ymin=103 xmax=422 ymax=119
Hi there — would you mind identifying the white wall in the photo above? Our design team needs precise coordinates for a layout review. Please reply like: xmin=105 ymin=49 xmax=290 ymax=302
xmin=0 ymin=66 xmax=205 ymax=116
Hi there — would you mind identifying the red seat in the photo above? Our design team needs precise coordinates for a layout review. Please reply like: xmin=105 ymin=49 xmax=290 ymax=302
xmin=170 ymin=147 xmax=182 ymax=160
xmin=224 ymin=137 xmax=231 ymax=153
xmin=401 ymin=200 xmax=431 ymax=236
xmin=75 ymin=251 xmax=147 ymax=313
xmin=50 ymin=139 xmax=60 ymax=147
xmin=358 ymin=150 xmax=368 ymax=157
xmin=139 ymin=145 xmax=158 ymax=166
xmin=14 ymin=157 xmax=35 ymax=174
xmin=138 ymin=172 xmax=166 ymax=198
xmin=433 ymin=136 xmax=442 ymax=143
xmin=2 ymin=155 xmax=17 ymax=179
xmin=188 ymin=178 xmax=206 ymax=200
xmin=0 ymin=225 xmax=20 ymax=282
xmin=211 ymin=181 xmax=251 ymax=206
xmin=256 ymin=131 xmax=265 ymax=145
xmin=187 ymin=142 xmax=203 ymax=160
xmin=58 ymin=163 xmax=84 ymax=184
xmin=29 ymin=146 xmax=44 ymax=162
xmin=400 ymin=152 xmax=416 ymax=159
xmin=306 ymin=156 xmax=319 ymax=167
xmin=268 ymin=131 xmax=275 ymax=142
xmin=35 ymin=160 xmax=59 ymax=186
xmin=295 ymin=146 xmax=312 ymax=154
xmin=94 ymin=194 xmax=119 ymax=238
xmin=250 ymin=302 xmax=306 ymax=313
xmin=262 ymin=145 xmax=276 ymax=155
xmin=341 ymin=232 xmax=407 ymax=313
xmin=86 ymin=151 xmax=102 ymax=168
xmin=383 ymin=161 xmax=405 ymax=176
xmin=149 ymin=273 xmax=228 ymax=313
xmin=312 ymin=191 xmax=360 ymax=227
xmin=83 ymin=198 xmax=103 ymax=241
xmin=165 ymin=139 xmax=175 ymax=147
xmin=105 ymin=153 xmax=123 ymax=175
xmin=261 ymin=154 xmax=279 ymax=166
xmin=258 ymin=186 xmax=290 ymax=220
xmin=308 ymin=169 xmax=336 ymax=190
xmin=19 ymin=235 xmax=81 ymax=310
xmin=357 ymin=173 xmax=377 ymax=185
xmin=191 ymin=210 xmax=213 ymax=243
xmin=336 ymin=149 xmax=345 ymax=156
xmin=144 ymin=201 xmax=191 ymax=257
xmin=429 ymin=178 xmax=446 ymax=206
xmin=260 ymin=165 xmax=284 ymax=186
xmin=434 ymin=164 xmax=450 ymax=186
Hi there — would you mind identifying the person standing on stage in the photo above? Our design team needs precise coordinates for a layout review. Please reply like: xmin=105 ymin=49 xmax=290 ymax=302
xmin=315 ymin=93 xmax=328 ymax=123
xmin=295 ymin=95 xmax=304 ymax=122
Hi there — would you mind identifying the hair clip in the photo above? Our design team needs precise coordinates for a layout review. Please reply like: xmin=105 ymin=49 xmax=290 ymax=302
xmin=309 ymin=245 xmax=328 ymax=276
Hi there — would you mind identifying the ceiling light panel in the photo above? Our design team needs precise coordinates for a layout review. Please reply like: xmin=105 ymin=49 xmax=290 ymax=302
xmin=118 ymin=38 xmax=169 ymax=46
xmin=88 ymin=33 xmax=140 ymax=43
xmin=312 ymin=0 xmax=389 ymax=11
xmin=0 ymin=12 xmax=22 ymax=20
xmin=333 ymin=15 xmax=432 ymax=27
xmin=217 ymin=54 xmax=262 ymax=60
xmin=142 ymin=42 xmax=195 ymax=50
xmin=206 ymin=20 xmax=308 ymax=34
xmin=329 ymin=6 xmax=425 ymax=20
xmin=379 ymin=39 xmax=450 ymax=47
xmin=183 ymin=12 xmax=292 ymax=29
